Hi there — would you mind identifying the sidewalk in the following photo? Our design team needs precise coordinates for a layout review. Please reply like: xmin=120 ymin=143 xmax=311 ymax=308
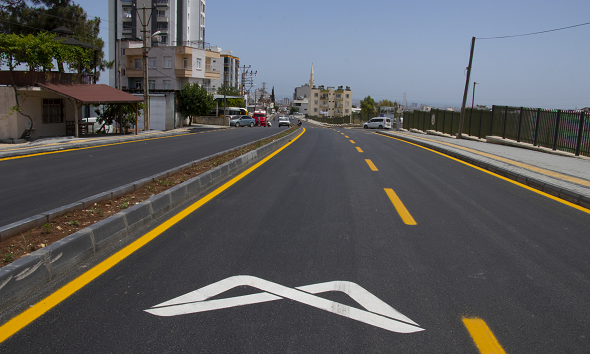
xmin=306 ymin=119 xmax=590 ymax=209
xmin=0 ymin=124 xmax=225 ymax=159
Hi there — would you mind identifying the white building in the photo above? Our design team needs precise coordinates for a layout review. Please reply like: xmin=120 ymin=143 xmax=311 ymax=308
xmin=207 ymin=47 xmax=240 ymax=93
xmin=108 ymin=0 xmax=206 ymax=88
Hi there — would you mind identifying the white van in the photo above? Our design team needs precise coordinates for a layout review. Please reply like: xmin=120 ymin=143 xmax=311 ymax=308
xmin=363 ymin=117 xmax=391 ymax=129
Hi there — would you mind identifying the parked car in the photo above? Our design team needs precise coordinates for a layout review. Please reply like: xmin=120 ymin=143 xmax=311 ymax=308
xmin=230 ymin=115 xmax=256 ymax=127
xmin=278 ymin=116 xmax=291 ymax=127
xmin=253 ymin=112 xmax=268 ymax=127
xmin=363 ymin=117 xmax=391 ymax=129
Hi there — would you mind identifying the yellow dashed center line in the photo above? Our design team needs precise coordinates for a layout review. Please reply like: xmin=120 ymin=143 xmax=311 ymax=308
xmin=365 ymin=159 xmax=378 ymax=171
xmin=463 ymin=317 xmax=507 ymax=354
xmin=356 ymin=147 xmax=363 ymax=153
xmin=384 ymin=188 xmax=417 ymax=225
xmin=345 ymin=136 xmax=349 ymax=138
xmin=350 ymin=140 xmax=355 ymax=144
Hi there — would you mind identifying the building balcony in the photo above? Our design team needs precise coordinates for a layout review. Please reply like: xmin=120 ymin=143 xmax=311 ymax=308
xmin=175 ymin=69 xmax=192 ymax=77
xmin=175 ymin=46 xmax=191 ymax=55
xmin=156 ymin=0 xmax=169 ymax=6
xmin=125 ymin=48 xmax=143 ymax=56
xmin=335 ymin=95 xmax=342 ymax=100
xmin=125 ymin=68 xmax=143 ymax=77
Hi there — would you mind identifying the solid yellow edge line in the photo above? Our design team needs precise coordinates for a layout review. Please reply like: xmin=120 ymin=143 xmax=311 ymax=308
xmin=356 ymin=147 xmax=364 ymax=153
xmin=0 ymin=127 xmax=306 ymax=343
xmin=0 ymin=131 xmax=204 ymax=162
xmin=365 ymin=159 xmax=378 ymax=171
xmin=462 ymin=317 xmax=507 ymax=354
xmin=384 ymin=188 xmax=417 ymax=225
xmin=376 ymin=133 xmax=590 ymax=215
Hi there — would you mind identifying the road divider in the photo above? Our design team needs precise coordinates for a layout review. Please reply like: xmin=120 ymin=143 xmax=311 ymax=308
xmin=462 ymin=317 xmax=507 ymax=354
xmin=365 ymin=159 xmax=378 ymax=171
xmin=384 ymin=188 xmax=417 ymax=225
xmin=0 ymin=128 xmax=304 ymax=323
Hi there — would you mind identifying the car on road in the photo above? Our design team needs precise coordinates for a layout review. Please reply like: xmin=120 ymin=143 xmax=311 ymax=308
xmin=253 ymin=111 xmax=268 ymax=127
xmin=363 ymin=117 xmax=391 ymax=129
xmin=278 ymin=116 xmax=291 ymax=127
xmin=230 ymin=115 xmax=256 ymax=127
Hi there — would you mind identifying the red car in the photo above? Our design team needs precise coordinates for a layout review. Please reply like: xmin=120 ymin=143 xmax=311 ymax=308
xmin=253 ymin=112 xmax=268 ymax=127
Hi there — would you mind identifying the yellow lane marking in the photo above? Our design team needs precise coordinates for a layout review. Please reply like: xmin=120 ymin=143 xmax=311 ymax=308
xmin=345 ymin=136 xmax=349 ymax=138
xmin=350 ymin=140 xmax=355 ymax=144
xmin=356 ymin=147 xmax=363 ymax=153
xmin=0 ymin=132 xmax=201 ymax=162
xmin=384 ymin=188 xmax=417 ymax=225
xmin=463 ymin=317 xmax=507 ymax=354
xmin=393 ymin=133 xmax=590 ymax=188
xmin=365 ymin=159 xmax=378 ymax=171
xmin=377 ymin=133 xmax=590 ymax=215
xmin=0 ymin=128 xmax=307 ymax=343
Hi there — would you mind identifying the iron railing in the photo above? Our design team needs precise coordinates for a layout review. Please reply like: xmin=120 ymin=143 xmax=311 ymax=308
xmin=403 ymin=106 xmax=590 ymax=157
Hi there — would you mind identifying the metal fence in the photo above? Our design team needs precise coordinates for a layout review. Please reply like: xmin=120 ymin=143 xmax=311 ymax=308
xmin=403 ymin=106 xmax=590 ymax=157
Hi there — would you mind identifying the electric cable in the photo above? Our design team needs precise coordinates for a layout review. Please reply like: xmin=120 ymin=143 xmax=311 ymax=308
xmin=479 ymin=21 xmax=590 ymax=39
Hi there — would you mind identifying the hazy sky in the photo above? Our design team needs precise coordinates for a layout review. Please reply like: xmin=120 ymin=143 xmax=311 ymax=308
xmin=85 ymin=0 xmax=590 ymax=109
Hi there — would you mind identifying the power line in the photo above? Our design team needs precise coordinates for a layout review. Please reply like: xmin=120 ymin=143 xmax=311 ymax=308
xmin=479 ymin=21 xmax=590 ymax=40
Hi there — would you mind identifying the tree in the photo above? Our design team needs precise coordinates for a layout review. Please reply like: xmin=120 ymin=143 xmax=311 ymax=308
xmin=94 ymin=102 xmax=144 ymax=134
xmin=270 ymin=86 xmax=275 ymax=105
xmin=0 ymin=0 xmax=110 ymax=77
xmin=360 ymin=96 xmax=376 ymax=118
xmin=216 ymin=84 xmax=244 ymax=108
xmin=376 ymin=99 xmax=399 ymax=117
xmin=177 ymin=83 xmax=215 ymax=125
xmin=289 ymin=106 xmax=299 ymax=114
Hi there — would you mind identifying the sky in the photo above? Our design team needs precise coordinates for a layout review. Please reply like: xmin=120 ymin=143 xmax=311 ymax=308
xmin=82 ymin=0 xmax=590 ymax=109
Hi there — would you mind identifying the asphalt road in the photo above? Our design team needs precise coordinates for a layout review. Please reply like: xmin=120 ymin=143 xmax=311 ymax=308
xmin=2 ymin=123 xmax=589 ymax=352
xmin=0 ymin=123 xmax=286 ymax=227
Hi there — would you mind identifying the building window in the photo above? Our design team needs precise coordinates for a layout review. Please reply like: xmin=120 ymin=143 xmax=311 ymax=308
xmin=345 ymin=109 xmax=349 ymax=114
xmin=157 ymin=22 xmax=168 ymax=30
xmin=135 ymin=80 xmax=142 ymax=89
xmin=163 ymin=56 xmax=172 ymax=68
xmin=160 ymin=34 xmax=167 ymax=44
xmin=314 ymin=108 xmax=318 ymax=112
xmin=346 ymin=94 xmax=349 ymax=98
xmin=149 ymin=80 xmax=156 ymax=89
xmin=134 ymin=59 xmax=141 ymax=69
xmin=196 ymin=57 xmax=201 ymax=69
xmin=314 ymin=100 xmax=318 ymax=104
xmin=148 ymin=57 xmax=156 ymax=68
xmin=163 ymin=80 xmax=171 ymax=89
xmin=123 ymin=22 xmax=132 ymax=31
xmin=314 ymin=92 xmax=318 ymax=97
xmin=123 ymin=8 xmax=132 ymax=18
xmin=183 ymin=57 xmax=189 ymax=69
xmin=158 ymin=10 xmax=166 ymax=17
xmin=42 ymin=99 xmax=63 ymax=123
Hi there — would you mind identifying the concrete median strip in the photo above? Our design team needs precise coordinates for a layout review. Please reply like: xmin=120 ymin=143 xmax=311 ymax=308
xmin=0 ymin=128 xmax=300 ymax=311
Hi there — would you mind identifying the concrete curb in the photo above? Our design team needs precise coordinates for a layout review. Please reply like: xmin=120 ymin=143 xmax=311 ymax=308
xmin=378 ymin=131 xmax=590 ymax=210
xmin=0 ymin=128 xmax=301 ymax=311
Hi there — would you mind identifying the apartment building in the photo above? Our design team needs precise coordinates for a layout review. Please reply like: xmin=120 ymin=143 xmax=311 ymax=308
xmin=308 ymin=85 xmax=353 ymax=118
xmin=108 ymin=0 xmax=206 ymax=87
xmin=115 ymin=40 xmax=220 ymax=91
xmin=207 ymin=47 xmax=240 ymax=92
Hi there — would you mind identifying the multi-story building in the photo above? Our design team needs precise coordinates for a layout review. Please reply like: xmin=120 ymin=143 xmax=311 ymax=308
xmin=308 ymin=85 xmax=353 ymax=118
xmin=115 ymin=40 xmax=220 ymax=92
xmin=207 ymin=47 xmax=240 ymax=92
xmin=108 ymin=0 xmax=206 ymax=88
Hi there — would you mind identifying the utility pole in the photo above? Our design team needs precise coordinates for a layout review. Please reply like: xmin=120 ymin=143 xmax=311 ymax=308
xmin=140 ymin=6 xmax=150 ymax=132
xmin=457 ymin=36 xmax=476 ymax=139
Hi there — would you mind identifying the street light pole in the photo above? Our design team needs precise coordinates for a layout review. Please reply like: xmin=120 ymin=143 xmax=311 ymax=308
xmin=141 ymin=6 xmax=149 ymax=132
